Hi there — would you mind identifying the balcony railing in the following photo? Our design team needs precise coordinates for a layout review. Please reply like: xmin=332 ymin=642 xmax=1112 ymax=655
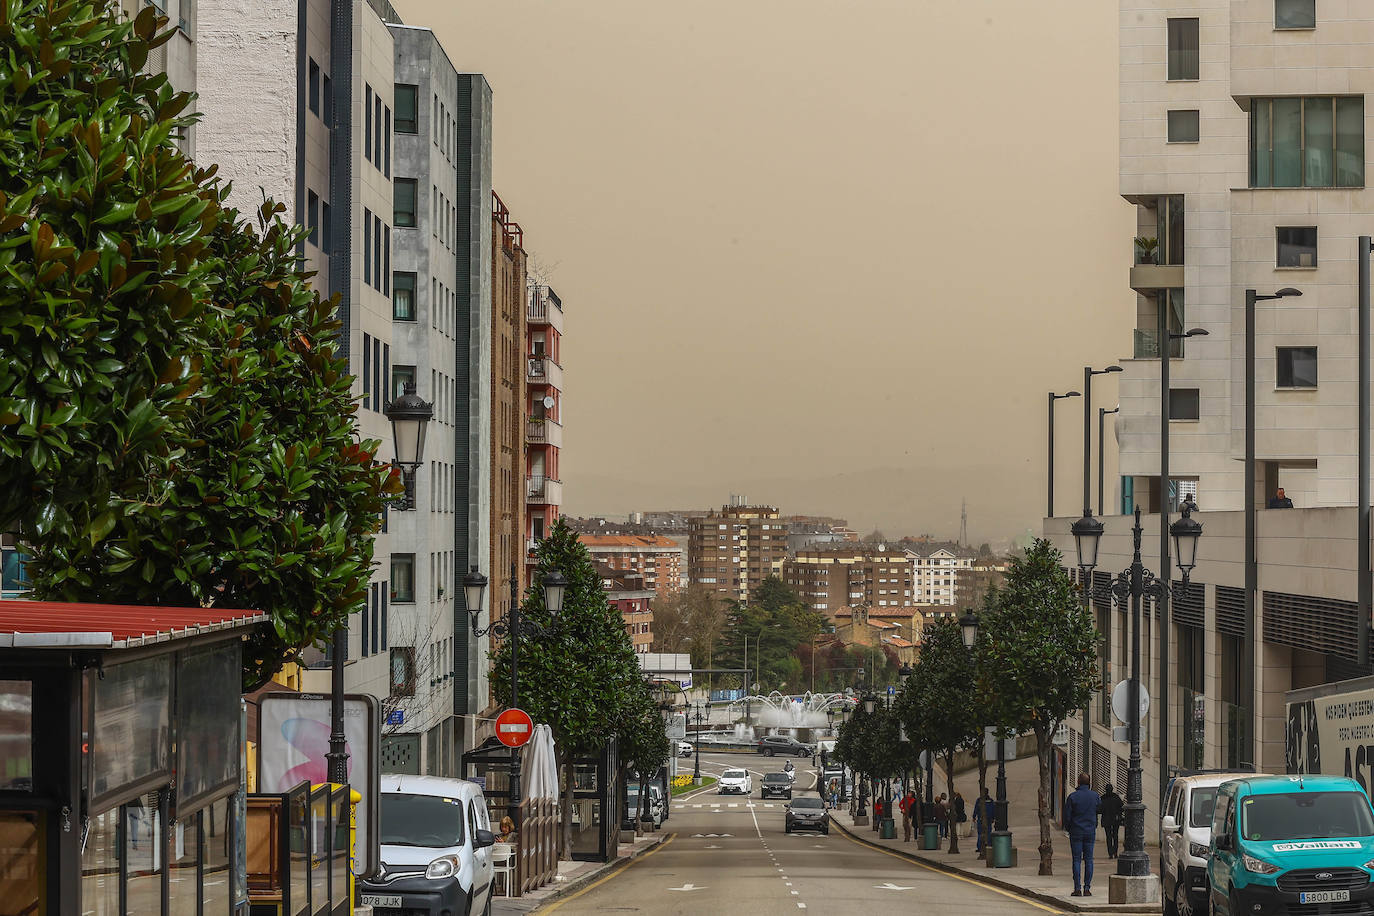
xmin=526 ymin=356 xmax=564 ymax=390
xmin=527 ymin=289 xmax=564 ymax=330
xmin=526 ymin=475 xmax=563 ymax=504
xmin=526 ymin=416 xmax=563 ymax=448
xmin=1133 ymin=328 xmax=1184 ymax=359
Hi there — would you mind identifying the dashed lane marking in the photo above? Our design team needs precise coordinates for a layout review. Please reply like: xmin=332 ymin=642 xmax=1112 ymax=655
xmin=538 ymin=834 xmax=675 ymax=914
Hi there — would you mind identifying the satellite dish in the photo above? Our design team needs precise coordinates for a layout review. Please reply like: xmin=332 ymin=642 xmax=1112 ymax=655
xmin=542 ymin=395 xmax=555 ymax=409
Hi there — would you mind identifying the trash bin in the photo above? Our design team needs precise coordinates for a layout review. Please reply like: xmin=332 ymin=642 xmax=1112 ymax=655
xmin=921 ymin=823 xmax=940 ymax=849
xmin=991 ymin=831 xmax=1013 ymax=867
xmin=879 ymin=817 xmax=896 ymax=839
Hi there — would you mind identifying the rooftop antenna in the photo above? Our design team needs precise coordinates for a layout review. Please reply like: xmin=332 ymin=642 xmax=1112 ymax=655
xmin=959 ymin=499 xmax=968 ymax=548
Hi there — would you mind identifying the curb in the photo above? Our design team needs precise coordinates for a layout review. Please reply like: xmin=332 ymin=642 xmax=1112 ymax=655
xmin=829 ymin=818 xmax=1158 ymax=915
xmin=523 ymin=833 xmax=667 ymax=913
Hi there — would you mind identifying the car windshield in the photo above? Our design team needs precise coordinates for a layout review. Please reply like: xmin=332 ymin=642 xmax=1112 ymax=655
xmin=1241 ymin=791 xmax=1374 ymax=842
xmin=379 ymin=793 xmax=465 ymax=847
xmin=723 ymin=770 xmax=746 ymax=779
xmin=764 ymin=774 xmax=789 ymax=783
xmin=791 ymin=798 xmax=823 ymax=809
xmin=1190 ymin=788 xmax=1217 ymax=828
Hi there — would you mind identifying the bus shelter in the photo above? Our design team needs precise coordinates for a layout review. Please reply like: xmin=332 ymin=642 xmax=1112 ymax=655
xmin=0 ymin=599 xmax=265 ymax=916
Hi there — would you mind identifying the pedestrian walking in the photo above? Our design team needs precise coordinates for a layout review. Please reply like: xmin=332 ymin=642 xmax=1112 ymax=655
xmin=900 ymin=789 xmax=916 ymax=842
xmin=1064 ymin=773 xmax=1102 ymax=897
xmin=953 ymin=791 xmax=968 ymax=837
xmin=829 ymin=780 xmax=840 ymax=810
xmin=934 ymin=793 xmax=950 ymax=839
xmin=973 ymin=788 xmax=993 ymax=853
xmin=1099 ymin=782 xmax=1123 ymax=859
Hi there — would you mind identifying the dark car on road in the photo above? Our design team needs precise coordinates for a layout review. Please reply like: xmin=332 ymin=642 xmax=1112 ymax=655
xmin=760 ymin=773 xmax=793 ymax=800
xmin=757 ymin=735 xmax=813 ymax=757
xmin=784 ymin=797 xmax=829 ymax=835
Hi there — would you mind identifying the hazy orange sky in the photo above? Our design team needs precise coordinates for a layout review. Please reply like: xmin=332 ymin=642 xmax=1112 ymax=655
xmin=399 ymin=0 xmax=1135 ymax=545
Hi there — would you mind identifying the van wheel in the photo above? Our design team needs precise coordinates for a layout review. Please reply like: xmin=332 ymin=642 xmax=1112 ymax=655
xmin=1174 ymin=868 xmax=1195 ymax=916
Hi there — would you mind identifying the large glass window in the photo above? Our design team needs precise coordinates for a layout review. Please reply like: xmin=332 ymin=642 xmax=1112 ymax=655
xmin=395 ymin=84 xmax=418 ymax=133
xmin=0 ymin=680 xmax=31 ymax=790
xmin=168 ymin=811 xmax=200 ymax=916
xmin=1251 ymin=97 xmax=1364 ymax=188
xmin=392 ymin=365 xmax=415 ymax=401
xmin=0 ymin=811 xmax=41 ymax=914
xmin=1275 ymin=0 xmax=1316 ymax=29
xmin=394 ymin=179 xmax=417 ymax=228
xmin=80 ymin=807 xmax=120 ymax=916
xmin=92 ymin=656 xmax=170 ymax=802
xmin=393 ymin=271 xmax=417 ymax=321
xmin=1277 ymin=227 xmax=1318 ymax=267
xmin=1167 ymin=19 xmax=1199 ymax=80
xmin=1167 ymin=110 xmax=1200 ymax=143
xmin=391 ymin=554 xmax=415 ymax=603
xmin=177 ymin=642 xmax=241 ymax=806
xmin=125 ymin=794 xmax=163 ymax=915
xmin=1278 ymin=346 xmax=1318 ymax=388
xmin=1170 ymin=388 xmax=1201 ymax=420
xmin=203 ymin=797 xmax=231 ymax=916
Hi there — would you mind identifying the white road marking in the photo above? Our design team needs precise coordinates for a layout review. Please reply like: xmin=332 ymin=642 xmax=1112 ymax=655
xmin=874 ymin=883 xmax=915 ymax=891
xmin=668 ymin=884 xmax=704 ymax=892
xmin=797 ymin=903 xmax=807 ymax=909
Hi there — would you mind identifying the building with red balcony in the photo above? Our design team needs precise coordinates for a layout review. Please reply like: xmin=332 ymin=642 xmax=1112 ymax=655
xmin=597 ymin=564 xmax=654 ymax=654
xmin=526 ymin=284 xmax=564 ymax=565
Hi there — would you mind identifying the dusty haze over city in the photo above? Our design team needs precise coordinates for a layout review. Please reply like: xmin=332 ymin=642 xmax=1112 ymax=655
xmin=400 ymin=0 xmax=1137 ymax=544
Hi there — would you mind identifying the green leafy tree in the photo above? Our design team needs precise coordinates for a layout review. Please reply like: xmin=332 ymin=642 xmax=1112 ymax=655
xmin=0 ymin=2 xmax=394 ymax=688
xmin=490 ymin=520 xmax=644 ymax=857
xmin=977 ymin=539 xmax=1098 ymax=875
xmin=716 ymin=577 xmax=824 ymax=693
xmin=617 ymin=686 xmax=670 ymax=826
xmin=897 ymin=618 xmax=981 ymax=853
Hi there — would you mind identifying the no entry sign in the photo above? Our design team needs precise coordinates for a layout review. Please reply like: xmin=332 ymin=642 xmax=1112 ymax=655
xmin=495 ymin=707 xmax=535 ymax=748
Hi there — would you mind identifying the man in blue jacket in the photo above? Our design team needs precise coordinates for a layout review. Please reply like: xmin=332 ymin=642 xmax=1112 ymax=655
xmin=1064 ymin=772 xmax=1101 ymax=897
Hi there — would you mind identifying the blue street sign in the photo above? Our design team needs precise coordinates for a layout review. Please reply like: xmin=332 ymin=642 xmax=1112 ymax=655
xmin=886 ymin=685 xmax=895 ymax=696
xmin=386 ymin=709 xmax=404 ymax=726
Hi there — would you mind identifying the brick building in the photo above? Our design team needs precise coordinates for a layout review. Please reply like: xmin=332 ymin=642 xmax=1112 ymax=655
xmin=578 ymin=534 xmax=684 ymax=597
xmin=525 ymin=283 xmax=563 ymax=567
xmin=598 ymin=565 xmax=654 ymax=653
xmin=489 ymin=192 xmax=526 ymax=633
xmin=687 ymin=499 xmax=789 ymax=603
xmin=781 ymin=547 xmax=915 ymax=621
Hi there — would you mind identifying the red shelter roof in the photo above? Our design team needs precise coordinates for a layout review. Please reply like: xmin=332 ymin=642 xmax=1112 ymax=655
xmin=0 ymin=599 xmax=267 ymax=650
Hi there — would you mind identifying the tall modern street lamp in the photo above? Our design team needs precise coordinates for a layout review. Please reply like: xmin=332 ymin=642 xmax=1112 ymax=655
xmin=466 ymin=565 xmax=568 ymax=831
xmin=1099 ymin=405 xmax=1120 ymax=516
xmin=1072 ymin=499 xmax=1202 ymax=883
xmin=1243 ymin=287 xmax=1301 ymax=767
xmin=1048 ymin=390 xmax=1082 ymax=518
xmin=327 ymin=383 xmax=433 ymax=785
xmin=1080 ymin=366 xmax=1122 ymax=774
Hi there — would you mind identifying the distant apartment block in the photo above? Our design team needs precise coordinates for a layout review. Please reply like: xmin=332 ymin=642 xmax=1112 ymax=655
xmin=905 ymin=546 xmax=975 ymax=606
xmin=781 ymin=547 xmax=914 ymax=619
xmin=526 ymin=284 xmax=564 ymax=564
xmin=579 ymin=534 xmax=684 ymax=597
xmin=490 ymin=192 xmax=527 ymax=636
xmin=598 ymin=565 xmax=655 ymax=653
xmin=687 ymin=499 xmax=789 ymax=603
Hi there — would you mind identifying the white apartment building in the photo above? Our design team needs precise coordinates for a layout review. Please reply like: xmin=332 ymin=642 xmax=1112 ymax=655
xmin=1048 ymin=0 xmax=1374 ymax=821
xmin=904 ymin=547 xmax=973 ymax=606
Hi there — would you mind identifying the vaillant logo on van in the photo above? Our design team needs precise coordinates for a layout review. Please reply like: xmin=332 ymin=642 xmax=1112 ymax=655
xmin=1271 ymin=841 xmax=1362 ymax=852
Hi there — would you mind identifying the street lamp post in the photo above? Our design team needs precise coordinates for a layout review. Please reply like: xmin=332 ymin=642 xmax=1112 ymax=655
xmin=1099 ymin=406 xmax=1120 ymax=516
xmin=466 ymin=566 xmax=568 ymax=832
xmin=1072 ymin=500 xmax=1202 ymax=885
xmin=327 ymin=384 xmax=433 ymax=785
xmin=1048 ymin=389 xmax=1082 ymax=518
xmin=1243 ymin=288 xmax=1301 ymax=767
xmin=1081 ymin=366 xmax=1122 ymax=775
xmin=692 ymin=701 xmax=705 ymax=783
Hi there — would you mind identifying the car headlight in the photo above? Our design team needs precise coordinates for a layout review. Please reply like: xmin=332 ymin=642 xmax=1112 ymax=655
xmin=1189 ymin=842 xmax=1210 ymax=858
xmin=1240 ymin=853 xmax=1279 ymax=875
xmin=1364 ymin=858 xmax=1374 ymax=870
xmin=426 ymin=854 xmax=461 ymax=879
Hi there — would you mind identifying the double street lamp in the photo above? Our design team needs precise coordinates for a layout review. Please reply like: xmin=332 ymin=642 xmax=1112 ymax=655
xmin=959 ymin=609 xmax=1009 ymax=849
xmin=1071 ymin=498 xmax=1202 ymax=879
xmin=464 ymin=565 xmax=568 ymax=832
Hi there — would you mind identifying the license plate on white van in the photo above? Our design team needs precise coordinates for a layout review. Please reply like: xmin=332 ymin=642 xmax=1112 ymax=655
xmin=360 ymin=895 xmax=402 ymax=907
xmin=1300 ymin=890 xmax=1350 ymax=904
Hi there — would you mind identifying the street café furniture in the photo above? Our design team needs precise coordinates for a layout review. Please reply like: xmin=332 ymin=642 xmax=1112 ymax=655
xmin=0 ymin=599 xmax=264 ymax=916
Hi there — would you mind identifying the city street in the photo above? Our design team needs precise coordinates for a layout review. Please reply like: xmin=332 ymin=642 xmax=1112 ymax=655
xmin=534 ymin=751 xmax=1058 ymax=915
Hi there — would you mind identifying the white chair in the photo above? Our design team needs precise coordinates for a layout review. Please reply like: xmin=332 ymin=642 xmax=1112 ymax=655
xmin=491 ymin=842 xmax=515 ymax=897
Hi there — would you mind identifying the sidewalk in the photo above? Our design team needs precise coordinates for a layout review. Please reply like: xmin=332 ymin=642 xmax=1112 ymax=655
xmin=491 ymin=830 xmax=666 ymax=914
xmin=830 ymin=755 xmax=1161 ymax=914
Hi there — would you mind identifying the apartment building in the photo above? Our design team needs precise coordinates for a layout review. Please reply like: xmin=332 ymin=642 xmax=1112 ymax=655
xmin=687 ymin=499 xmax=789 ymax=603
xmin=196 ymin=0 xmax=497 ymax=775
xmin=904 ymin=546 xmax=974 ymax=607
xmin=1046 ymin=0 xmax=1374 ymax=816
xmin=598 ymin=565 xmax=655 ymax=654
xmin=489 ymin=193 xmax=527 ymax=644
xmin=526 ymin=284 xmax=565 ymax=564
xmin=781 ymin=548 xmax=915 ymax=621
xmin=579 ymin=534 xmax=685 ymax=597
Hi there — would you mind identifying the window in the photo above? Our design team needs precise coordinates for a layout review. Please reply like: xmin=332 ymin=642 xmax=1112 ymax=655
xmin=374 ymin=93 xmax=383 ymax=167
xmin=383 ymin=225 xmax=391 ymax=295
xmin=392 ymin=364 xmax=415 ymax=400
xmin=395 ymin=271 xmax=414 ymax=322
xmin=365 ymin=85 xmax=373 ymax=163
xmin=391 ymin=554 xmax=415 ymax=602
xmin=308 ymin=58 xmax=320 ymax=115
xmin=384 ymin=107 xmax=391 ymax=177
xmin=373 ymin=214 xmax=382 ymax=289
xmin=1276 ymin=226 xmax=1317 ymax=267
xmin=1251 ymin=97 xmax=1364 ymax=188
xmin=363 ymin=210 xmax=371 ymax=285
xmin=1277 ymin=346 xmax=1318 ymax=388
xmin=322 ymin=75 xmax=333 ymax=126
xmin=321 ymin=201 xmax=331 ymax=252
xmin=389 ymin=648 xmax=416 ymax=697
xmin=1167 ymin=110 xmax=1200 ymax=143
xmin=394 ymin=179 xmax=417 ymax=227
xmin=1275 ymin=0 xmax=1315 ymax=29
xmin=1167 ymin=19 xmax=1199 ymax=80
xmin=362 ymin=332 xmax=371 ymax=409
xmin=395 ymin=84 xmax=418 ymax=133
xmin=1169 ymin=388 xmax=1200 ymax=420
xmin=306 ymin=189 xmax=318 ymax=246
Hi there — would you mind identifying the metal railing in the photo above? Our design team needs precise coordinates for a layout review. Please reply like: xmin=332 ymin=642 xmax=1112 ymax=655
xmin=526 ymin=476 xmax=560 ymax=499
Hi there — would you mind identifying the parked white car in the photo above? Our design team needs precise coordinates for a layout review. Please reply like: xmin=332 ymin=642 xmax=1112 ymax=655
xmin=1161 ymin=772 xmax=1241 ymax=916
xmin=718 ymin=768 xmax=752 ymax=796
xmin=678 ymin=740 xmax=694 ymax=757
xmin=359 ymin=775 xmax=498 ymax=916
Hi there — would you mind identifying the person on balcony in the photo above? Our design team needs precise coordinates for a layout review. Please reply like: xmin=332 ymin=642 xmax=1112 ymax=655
xmin=1268 ymin=487 xmax=1294 ymax=509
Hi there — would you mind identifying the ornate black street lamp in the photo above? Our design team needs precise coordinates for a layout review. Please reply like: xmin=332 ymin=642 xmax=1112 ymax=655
xmin=465 ymin=566 xmax=567 ymax=832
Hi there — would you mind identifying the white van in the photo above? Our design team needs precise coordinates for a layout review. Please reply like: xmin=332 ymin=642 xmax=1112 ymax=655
xmin=1161 ymin=772 xmax=1244 ymax=916
xmin=359 ymin=775 xmax=498 ymax=916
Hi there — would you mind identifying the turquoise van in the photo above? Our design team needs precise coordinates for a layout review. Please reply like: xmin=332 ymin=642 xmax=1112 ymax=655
xmin=1207 ymin=774 xmax=1374 ymax=915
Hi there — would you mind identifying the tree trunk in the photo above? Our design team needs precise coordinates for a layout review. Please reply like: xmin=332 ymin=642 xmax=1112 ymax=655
xmin=1035 ymin=724 xmax=1054 ymax=876
xmin=559 ymin=751 xmax=574 ymax=860
xmin=977 ymin=740 xmax=991 ymax=861
xmin=944 ymin=750 xmax=959 ymax=854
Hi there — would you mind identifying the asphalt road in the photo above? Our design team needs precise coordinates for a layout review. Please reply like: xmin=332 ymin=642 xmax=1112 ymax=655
xmin=537 ymin=751 xmax=1060 ymax=915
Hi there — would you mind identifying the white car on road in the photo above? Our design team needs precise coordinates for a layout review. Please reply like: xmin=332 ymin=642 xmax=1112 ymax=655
xmin=678 ymin=741 xmax=694 ymax=757
xmin=718 ymin=768 xmax=752 ymax=796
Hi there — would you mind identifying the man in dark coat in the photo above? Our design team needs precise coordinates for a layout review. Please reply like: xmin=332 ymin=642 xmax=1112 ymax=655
xmin=1064 ymin=773 xmax=1102 ymax=897
xmin=1099 ymin=783 xmax=1124 ymax=858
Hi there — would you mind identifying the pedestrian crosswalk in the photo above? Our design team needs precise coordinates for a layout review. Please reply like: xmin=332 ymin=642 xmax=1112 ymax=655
xmin=687 ymin=802 xmax=778 ymax=808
